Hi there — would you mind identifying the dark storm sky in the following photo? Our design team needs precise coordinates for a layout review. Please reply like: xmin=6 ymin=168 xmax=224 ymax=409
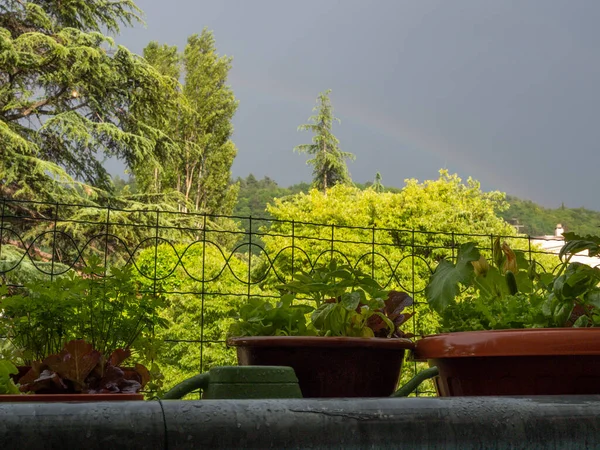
xmin=113 ymin=0 xmax=600 ymax=209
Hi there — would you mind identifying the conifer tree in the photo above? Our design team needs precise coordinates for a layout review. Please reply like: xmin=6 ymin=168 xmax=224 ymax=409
xmin=0 ymin=0 xmax=178 ymax=203
xmin=372 ymin=172 xmax=384 ymax=193
xmin=295 ymin=90 xmax=355 ymax=191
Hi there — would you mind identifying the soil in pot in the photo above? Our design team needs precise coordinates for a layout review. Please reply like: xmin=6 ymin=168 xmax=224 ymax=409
xmin=228 ymin=336 xmax=414 ymax=398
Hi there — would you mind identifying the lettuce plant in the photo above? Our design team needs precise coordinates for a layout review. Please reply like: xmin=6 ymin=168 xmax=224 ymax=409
xmin=229 ymin=261 xmax=414 ymax=338
xmin=16 ymin=340 xmax=150 ymax=394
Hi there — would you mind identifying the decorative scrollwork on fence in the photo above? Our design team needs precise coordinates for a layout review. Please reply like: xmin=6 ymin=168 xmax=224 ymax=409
xmin=0 ymin=198 xmax=569 ymax=376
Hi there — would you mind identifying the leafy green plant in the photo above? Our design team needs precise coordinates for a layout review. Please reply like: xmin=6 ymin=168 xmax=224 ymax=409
xmin=228 ymin=295 xmax=315 ymax=337
xmin=229 ymin=261 xmax=414 ymax=338
xmin=425 ymin=235 xmax=600 ymax=331
xmin=0 ymin=256 xmax=166 ymax=364
xmin=0 ymin=360 xmax=20 ymax=395
xmin=16 ymin=340 xmax=150 ymax=395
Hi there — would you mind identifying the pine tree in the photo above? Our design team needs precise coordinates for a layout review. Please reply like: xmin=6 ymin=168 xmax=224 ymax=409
xmin=372 ymin=172 xmax=384 ymax=193
xmin=0 ymin=0 xmax=178 ymax=203
xmin=294 ymin=90 xmax=355 ymax=191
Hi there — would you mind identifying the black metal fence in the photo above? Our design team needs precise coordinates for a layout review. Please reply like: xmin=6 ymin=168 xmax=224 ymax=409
xmin=0 ymin=198 xmax=564 ymax=394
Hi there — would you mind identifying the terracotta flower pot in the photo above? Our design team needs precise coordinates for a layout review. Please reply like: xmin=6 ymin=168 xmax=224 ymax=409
xmin=413 ymin=328 xmax=600 ymax=396
xmin=227 ymin=336 xmax=414 ymax=398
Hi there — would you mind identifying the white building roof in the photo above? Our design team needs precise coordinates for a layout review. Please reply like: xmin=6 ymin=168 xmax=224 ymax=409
xmin=530 ymin=235 xmax=600 ymax=267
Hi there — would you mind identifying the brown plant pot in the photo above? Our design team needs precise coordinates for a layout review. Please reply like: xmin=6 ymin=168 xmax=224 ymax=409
xmin=227 ymin=336 xmax=414 ymax=398
xmin=413 ymin=328 xmax=600 ymax=396
xmin=0 ymin=393 xmax=143 ymax=402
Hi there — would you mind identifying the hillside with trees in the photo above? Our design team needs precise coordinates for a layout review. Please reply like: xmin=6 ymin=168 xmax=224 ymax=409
xmin=500 ymin=196 xmax=600 ymax=237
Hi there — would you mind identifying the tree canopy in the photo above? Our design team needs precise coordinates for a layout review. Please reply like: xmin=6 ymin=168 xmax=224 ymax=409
xmin=0 ymin=0 xmax=178 ymax=203
xmin=138 ymin=30 xmax=239 ymax=215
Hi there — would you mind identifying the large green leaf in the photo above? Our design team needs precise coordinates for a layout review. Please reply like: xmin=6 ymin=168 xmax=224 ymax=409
xmin=340 ymin=292 xmax=361 ymax=311
xmin=560 ymin=233 xmax=600 ymax=259
xmin=425 ymin=243 xmax=480 ymax=314
xmin=586 ymin=290 xmax=600 ymax=309
xmin=311 ymin=303 xmax=336 ymax=330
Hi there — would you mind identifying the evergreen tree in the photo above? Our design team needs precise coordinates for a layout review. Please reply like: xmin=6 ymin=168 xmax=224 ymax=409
xmin=372 ymin=172 xmax=384 ymax=193
xmin=294 ymin=90 xmax=355 ymax=191
xmin=139 ymin=29 xmax=239 ymax=215
xmin=0 ymin=0 xmax=178 ymax=203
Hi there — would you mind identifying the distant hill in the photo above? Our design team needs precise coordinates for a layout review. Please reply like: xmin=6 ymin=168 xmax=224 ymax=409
xmin=500 ymin=195 xmax=600 ymax=237
xmin=232 ymin=174 xmax=310 ymax=220
xmin=231 ymin=175 xmax=401 ymax=220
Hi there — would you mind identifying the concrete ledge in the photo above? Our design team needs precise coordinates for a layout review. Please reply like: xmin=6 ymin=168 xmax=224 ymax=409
xmin=0 ymin=400 xmax=165 ymax=449
xmin=2 ymin=396 xmax=600 ymax=449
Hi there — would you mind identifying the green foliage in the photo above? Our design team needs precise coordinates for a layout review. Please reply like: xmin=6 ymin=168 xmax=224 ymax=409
xmin=0 ymin=243 xmax=72 ymax=286
xmin=0 ymin=257 xmax=164 ymax=364
xmin=0 ymin=0 xmax=179 ymax=203
xmin=15 ymin=0 xmax=143 ymax=33
xmin=560 ymin=232 xmax=600 ymax=258
xmin=0 ymin=198 xmax=242 ymax=293
xmin=231 ymin=175 xmax=312 ymax=256
xmin=501 ymin=195 xmax=600 ymax=237
xmin=372 ymin=172 xmax=385 ymax=193
xmin=133 ymin=242 xmax=249 ymax=392
xmin=137 ymin=29 xmax=239 ymax=215
xmin=295 ymin=90 xmax=355 ymax=191
xmin=260 ymin=171 xmax=517 ymax=332
xmin=277 ymin=261 xmax=389 ymax=308
xmin=425 ymin=236 xmax=600 ymax=331
xmin=228 ymin=296 xmax=315 ymax=337
xmin=266 ymin=170 xmax=514 ymax=240
xmin=232 ymin=174 xmax=404 ymax=222
xmin=17 ymin=339 xmax=149 ymax=394
xmin=233 ymin=174 xmax=291 ymax=219
xmin=229 ymin=261 xmax=414 ymax=338
xmin=0 ymin=360 xmax=20 ymax=394
xmin=425 ymin=243 xmax=479 ymax=314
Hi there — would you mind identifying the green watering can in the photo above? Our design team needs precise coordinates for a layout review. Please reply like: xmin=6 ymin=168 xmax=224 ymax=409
xmin=162 ymin=365 xmax=439 ymax=400
xmin=162 ymin=366 xmax=303 ymax=400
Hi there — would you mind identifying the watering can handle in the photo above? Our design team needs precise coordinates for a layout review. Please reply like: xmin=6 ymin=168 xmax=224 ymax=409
xmin=391 ymin=366 xmax=439 ymax=397
xmin=162 ymin=372 xmax=210 ymax=400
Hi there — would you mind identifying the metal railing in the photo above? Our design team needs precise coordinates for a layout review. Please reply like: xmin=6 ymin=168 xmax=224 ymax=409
xmin=0 ymin=198 xmax=564 ymax=394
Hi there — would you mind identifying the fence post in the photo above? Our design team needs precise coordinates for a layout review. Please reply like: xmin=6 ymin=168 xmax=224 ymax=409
xmin=49 ymin=202 xmax=59 ymax=282
xmin=199 ymin=213 xmax=207 ymax=374
xmin=0 ymin=198 xmax=5 ymax=267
